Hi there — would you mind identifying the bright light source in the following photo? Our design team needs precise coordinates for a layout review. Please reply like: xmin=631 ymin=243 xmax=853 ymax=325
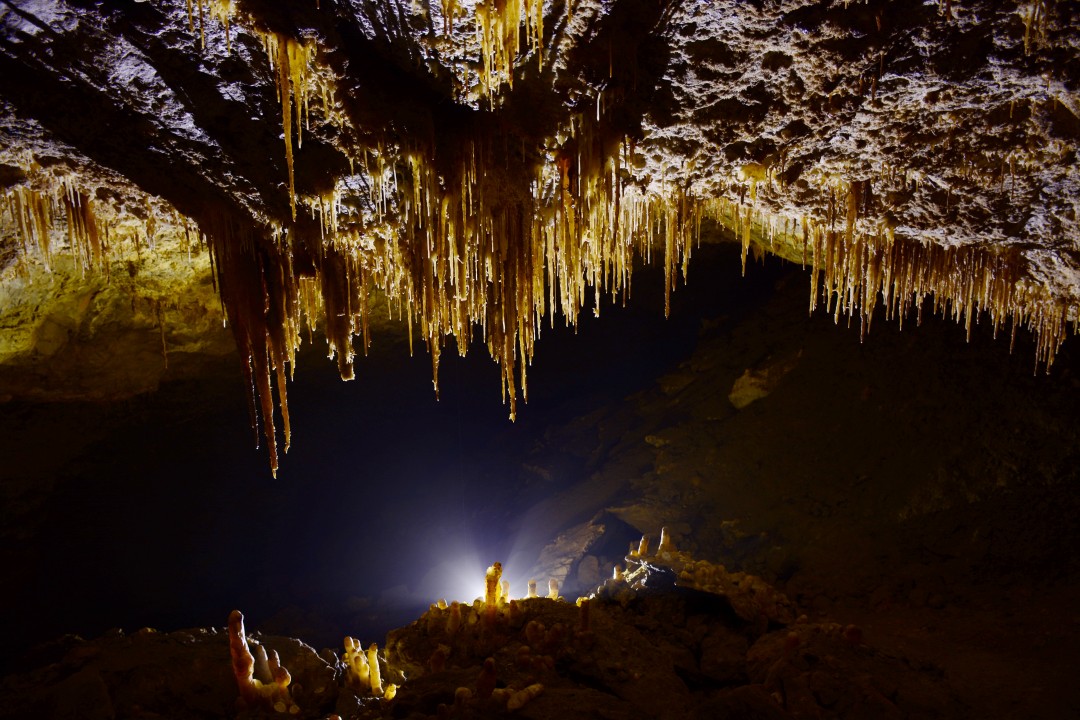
xmin=415 ymin=535 xmax=536 ymax=605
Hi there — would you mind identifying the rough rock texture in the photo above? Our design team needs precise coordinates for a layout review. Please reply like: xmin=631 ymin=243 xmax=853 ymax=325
xmin=0 ymin=248 xmax=234 ymax=400
xmin=0 ymin=556 xmax=966 ymax=719
xmin=0 ymin=625 xmax=340 ymax=719
xmin=1 ymin=0 xmax=1078 ymax=471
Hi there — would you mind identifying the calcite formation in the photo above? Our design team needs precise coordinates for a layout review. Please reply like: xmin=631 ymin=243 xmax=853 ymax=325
xmin=228 ymin=609 xmax=301 ymax=715
xmin=0 ymin=556 xmax=967 ymax=718
xmin=616 ymin=529 xmax=799 ymax=627
xmin=0 ymin=1 xmax=1077 ymax=472
xmin=380 ymin=555 xmax=959 ymax=718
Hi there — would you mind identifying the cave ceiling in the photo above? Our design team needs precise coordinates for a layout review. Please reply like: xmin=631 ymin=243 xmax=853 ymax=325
xmin=0 ymin=0 xmax=1078 ymax=473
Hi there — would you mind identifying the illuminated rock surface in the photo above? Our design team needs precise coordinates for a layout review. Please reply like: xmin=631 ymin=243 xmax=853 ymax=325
xmin=1 ymin=1 xmax=1079 ymax=718
xmin=1 ymin=0 xmax=1078 ymax=472
xmin=0 ymin=557 xmax=965 ymax=719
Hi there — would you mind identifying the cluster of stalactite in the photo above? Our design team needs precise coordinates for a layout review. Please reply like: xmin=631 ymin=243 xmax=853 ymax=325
xmin=3 ymin=186 xmax=53 ymax=268
xmin=718 ymin=164 xmax=1078 ymax=369
xmin=200 ymin=124 xmax=699 ymax=475
xmin=85 ymin=14 xmax=1080 ymax=474
xmin=203 ymin=136 xmax=1077 ymax=478
xmin=2 ymin=184 xmax=104 ymax=274
xmin=1 ymin=172 xmax=196 ymax=277
xmin=804 ymin=216 xmax=1071 ymax=365
xmin=2 ymin=1 xmax=1076 ymax=476
xmin=184 ymin=0 xmax=235 ymax=52
xmin=471 ymin=0 xmax=545 ymax=98
xmin=188 ymin=9 xmax=702 ymax=476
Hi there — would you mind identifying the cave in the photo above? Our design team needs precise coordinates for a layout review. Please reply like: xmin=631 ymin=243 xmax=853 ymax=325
xmin=1 ymin=1 xmax=1078 ymax=719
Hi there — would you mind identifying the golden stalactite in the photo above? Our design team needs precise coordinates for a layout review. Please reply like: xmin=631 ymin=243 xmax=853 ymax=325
xmin=4 ymin=186 xmax=53 ymax=270
xmin=1 ymin=175 xmax=117 ymax=276
xmin=440 ymin=0 xmax=463 ymax=35
xmin=799 ymin=216 xmax=1074 ymax=368
xmin=260 ymin=29 xmax=343 ymax=224
xmin=203 ymin=213 xmax=300 ymax=479
xmin=185 ymin=0 xmax=235 ymax=52
xmin=1021 ymin=1 xmax=1052 ymax=55
xmin=716 ymin=173 xmax=1077 ymax=371
xmin=196 ymin=85 xmax=700 ymax=472
xmin=21 ymin=1 xmax=1065 ymax=478
xmin=61 ymin=183 xmax=105 ymax=275
xmin=262 ymin=32 xmax=317 ymax=222
xmin=471 ymin=0 xmax=544 ymax=99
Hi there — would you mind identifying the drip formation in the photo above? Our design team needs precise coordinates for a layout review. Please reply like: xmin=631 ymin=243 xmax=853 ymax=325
xmin=0 ymin=0 xmax=1076 ymax=475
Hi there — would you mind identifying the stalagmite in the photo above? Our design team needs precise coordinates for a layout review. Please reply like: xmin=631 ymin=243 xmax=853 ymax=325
xmin=578 ymin=597 xmax=590 ymax=632
xmin=484 ymin=562 xmax=503 ymax=626
xmin=227 ymin=610 xmax=300 ymax=714
xmin=343 ymin=636 xmax=371 ymax=691
xmin=656 ymin=527 xmax=675 ymax=558
xmin=484 ymin=562 xmax=503 ymax=607
xmin=367 ymin=643 xmax=384 ymax=696
xmin=476 ymin=657 xmax=496 ymax=699
xmin=506 ymin=682 xmax=544 ymax=710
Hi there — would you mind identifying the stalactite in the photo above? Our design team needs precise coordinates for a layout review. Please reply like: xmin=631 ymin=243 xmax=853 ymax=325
xmin=0 ymin=0 xmax=1054 ymax=509
xmin=7 ymin=3 xmax=1067 ymax=480
xmin=62 ymin=184 xmax=104 ymax=274
xmin=1021 ymin=1 xmax=1051 ymax=55
xmin=203 ymin=212 xmax=295 ymax=478
xmin=1 ymin=174 xmax=134 ymax=275
xmin=267 ymin=35 xmax=294 ymax=221
xmin=214 ymin=0 xmax=234 ymax=54
xmin=440 ymin=0 xmax=463 ymax=34
xmin=466 ymin=0 xmax=544 ymax=99
xmin=184 ymin=0 xmax=236 ymax=52
xmin=261 ymin=31 xmax=322 ymax=222
xmin=5 ymin=186 xmax=53 ymax=269
xmin=200 ymin=101 xmax=702 ymax=472
xmin=713 ymin=175 xmax=1075 ymax=370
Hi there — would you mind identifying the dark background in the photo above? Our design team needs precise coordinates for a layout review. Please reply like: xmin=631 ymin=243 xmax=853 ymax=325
xmin=2 ymin=241 xmax=1077 ymax=720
